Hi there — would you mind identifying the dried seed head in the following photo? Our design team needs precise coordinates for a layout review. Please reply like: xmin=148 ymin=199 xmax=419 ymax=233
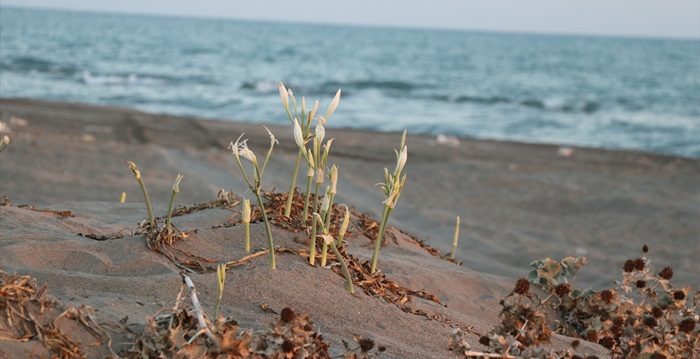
xmin=586 ymin=330 xmax=598 ymax=342
xmin=673 ymin=290 xmax=686 ymax=300
xmin=570 ymin=339 xmax=580 ymax=349
xmin=555 ymin=283 xmax=572 ymax=298
xmin=650 ymin=354 xmax=667 ymax=359
xmin=658 ymin=267 xmax=673 ymax=280
xmin=633 ymin=258 xmax=645 ymax=271
xmin=636 ymin=280 xmax=647 ymax=289
xmin=600 ymin=290 xmax=614 ymax=303
xmin=652 ymin=306 xmax=664 ymax=318
xmin=679 ymin=318 xmax=696 ymax=333
xmin=280 ymin=307 xmax=295 ymax=323
xmin=644 ymin=316 xmax=658 ymax=327
xmin=513 ymin=278 xmax=530 ymax=295
xmin=642 ymin=244 xmax=649 ymax=253
xmin=623 ymin=260 xmax=635 ymax=273
xmin=359 ymin=338 xmax=374 ymax=352
xmin=479 ymin=336 xmax=490 ymax=347
xmin=281 ymin=339 xmax=295 ymax=353
xmin=599 ymin=337 xmax=615 ymax=350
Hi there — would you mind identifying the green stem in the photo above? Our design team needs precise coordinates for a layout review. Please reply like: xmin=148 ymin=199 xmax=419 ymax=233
xmin=214 ymin=295 xmax=222 ymax=318
xmin=254 ymin=191 xmax=276 ymax=269
xmin=284 ymin=149 xmax=303 ymax=217
xmin=321 ymin=240 xmax=328 ymax=267
xmin=137 ymin=177 xmax=155 ymax=228
xmin=165 ymin=189 xmax=177 ymax=241
xmin=370 ymin=205 xmax=393 ymax=274
xmin=244 ymin=222 xmax=250 ymax=252
xmin=309 ymin=181 xmax=321 ymax=266
xmin=329 ymin=240 xmax=354 ymax=294
xmin=324 ymin=193 xmax=335 ymax=230
xmin=302 ymin=175 xmax=313 ymax=222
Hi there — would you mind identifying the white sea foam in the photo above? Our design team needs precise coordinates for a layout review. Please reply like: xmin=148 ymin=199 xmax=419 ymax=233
xmin=81 ymin=71 xmax=162 ymax=86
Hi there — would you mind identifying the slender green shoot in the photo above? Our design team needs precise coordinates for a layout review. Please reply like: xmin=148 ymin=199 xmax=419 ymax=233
xmin=450 ymin=216 xmax=460 ymax=261
xmin=214 ymin=264 xmax=226 ymax=318
xmin=323 ymin=165 xmax=339 ymax=230
xmin=126 ymin=161 xmax=155 ymax=228
xmin=370 ymin=131 xmax=408 ymax=274
xmin=337 ymin=205 xmax=351 ymax=246
xmin=242 ymin=198 xmax=251 ymax=252
xmin=229 ymin=128 xmax=277 ymax=269
xmin=165 ymin=174 xmax=183 ymax=242
xmin=309 ymin=180 xmax=321 ymax=266
xmin=319 ymin=187 xmax=332 ymax=267
xmin=314 ymin=213 xmax=354 ymax=294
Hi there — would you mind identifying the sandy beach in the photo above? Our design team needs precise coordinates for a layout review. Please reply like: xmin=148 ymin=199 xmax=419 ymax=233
xmin=1 ymin=98 xmax=698 ymax=357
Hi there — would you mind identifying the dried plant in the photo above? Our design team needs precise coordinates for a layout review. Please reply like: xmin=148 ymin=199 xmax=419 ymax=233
xmin=475 ymin=246 xmax=699 ymax=358
xmin=229 ymin=128 xmax=278 ymax=269
xmin=370 ymin=130 xmax=407 ymax=274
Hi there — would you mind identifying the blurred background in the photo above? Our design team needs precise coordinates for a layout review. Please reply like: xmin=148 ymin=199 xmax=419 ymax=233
xmin=1 ymin=0 xmax=699 ymax=158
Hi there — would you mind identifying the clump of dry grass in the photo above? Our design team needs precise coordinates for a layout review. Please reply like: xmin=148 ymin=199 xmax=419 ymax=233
xmin=469 ymin=245 xmax=699 ymax=358
xmin=0 ymin=271 xmax=112 ymax=359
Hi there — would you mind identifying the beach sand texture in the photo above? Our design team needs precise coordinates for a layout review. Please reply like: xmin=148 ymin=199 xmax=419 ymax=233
xmin=1 ymin=98 xmax=698 ymax=357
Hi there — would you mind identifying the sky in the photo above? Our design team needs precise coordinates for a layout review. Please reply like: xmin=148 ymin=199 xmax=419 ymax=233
xmin=1 ymin=0 xmax=699 ymax=39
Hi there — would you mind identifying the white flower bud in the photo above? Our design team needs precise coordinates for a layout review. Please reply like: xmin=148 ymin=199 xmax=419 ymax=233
xmin=326 ymin=88 xmax=341 ymax=119
xmin=172 ymin=174 xmax=183 ymax=193
xmin=293 ymin=118 xmax=304 ymax=149
xmin=278 ymin=82 xmax=289 ymax=109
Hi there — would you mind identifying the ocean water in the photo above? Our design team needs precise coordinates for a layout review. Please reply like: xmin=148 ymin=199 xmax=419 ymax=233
xmin=1 ymin=6 xmax=699 ymax=158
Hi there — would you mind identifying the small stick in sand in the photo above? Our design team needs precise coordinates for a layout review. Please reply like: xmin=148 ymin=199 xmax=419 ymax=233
xmin=182 ymin=273 xmax=219 ymax=346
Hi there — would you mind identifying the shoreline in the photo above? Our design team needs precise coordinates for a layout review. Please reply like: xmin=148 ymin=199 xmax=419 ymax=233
xmin=3 ymin=97 xmax=697 ymax=161
xmin=1 ymin=97 xmax=699 ymax=290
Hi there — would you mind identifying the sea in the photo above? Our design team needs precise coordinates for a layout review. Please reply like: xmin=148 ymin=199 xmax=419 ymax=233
xmin=1 ymin=6 xmax=699 ymax=158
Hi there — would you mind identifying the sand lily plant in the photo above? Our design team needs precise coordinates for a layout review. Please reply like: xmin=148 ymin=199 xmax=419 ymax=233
xmin=279 ymin=83 xmax=341 ymax=217
xmin=293 ymin=118 xmax=336 ymax=265
xmin=214 ymin=264 xmax=226 ymax=318
xmin=370 ymin=131 xmax=407 ymax=274
xmin=126 ymin=161 xmax=155 ymax=228
xmin=229 ymin=128 xmax=278 ymax=269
